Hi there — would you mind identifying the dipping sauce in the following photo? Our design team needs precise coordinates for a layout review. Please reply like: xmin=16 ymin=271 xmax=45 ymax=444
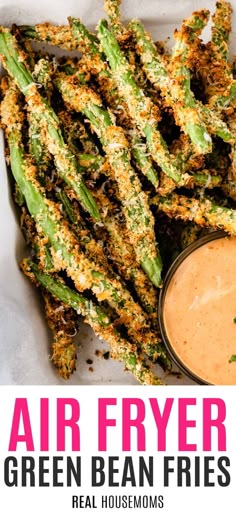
xmin=162 ymin=235 xmax=236 ymax=385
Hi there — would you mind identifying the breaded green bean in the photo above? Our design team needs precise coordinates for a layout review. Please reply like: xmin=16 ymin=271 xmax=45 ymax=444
xmin=11 ymin=144 xmax=162 ymax=356
xmin=172 ymin=9 xmax=236 ymax=140
xmin=63 ymin=188 xmax=158 ymax=317
xmin=153 ymin=192 xmax=236 ymax=235
xmin=20 ymin=23 xmax=80 ymax=51
xmin=0 ymin=28 xmax=100 ymax=221
xmin=104 ymin=0 xmax=126 ymax=39
xmin=28 ymin=58 xmax=53 ymax=182
xmin=22 ymin=259 xmax=164 ymax=385
xmin=43 ymin=291 xmax=78 ymax=379
xmin=54 ymin=73 xmax=163 ymax=287
xmin=130 ymin=132 xmax=159 ymax=187
xmin=98 ymin=19 xmax=185 ymax=185
xmin=129 ymin=17 xmax=212 ymax=154
xmin=1 ymin=85 xmax=163 ymax=360
xmin=19 ymin=204 xmax=78 ymax=378
xmin=212 ymin=1 xmax=232 ymax=63
xmin=68 ymin=19 xmax=158 ymax=186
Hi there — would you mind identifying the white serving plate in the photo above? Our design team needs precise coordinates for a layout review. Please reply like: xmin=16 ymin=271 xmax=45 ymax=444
xmin=0 ymin=0 xmax=233 ymax=385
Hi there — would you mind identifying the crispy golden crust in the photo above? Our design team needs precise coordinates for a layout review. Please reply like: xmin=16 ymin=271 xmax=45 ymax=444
xmin=51 ymin=338 xmax=77 ymax=379
xmin=44 ymin=292 xmax=78 ymax=379
xmin=34 ymin=23 xmax=79 ymax=51
xmin=192 ymin=41 xmax=232 ymax=101
xmin=21 ymin=259 xmax=78 ymax=379
xmin=55 ymin=75 xmax=160 ymax=268
xmin=1 ymin=81 xmax=24 ymax=132
xmin=157 ymin=193 xmax=236 ymax=235
xmin=91 ymin=189 xmax=158 ymax=317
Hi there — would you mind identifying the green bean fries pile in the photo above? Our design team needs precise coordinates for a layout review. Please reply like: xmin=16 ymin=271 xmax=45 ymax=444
xmin=1 ymin=0 xmax=236 ymax=383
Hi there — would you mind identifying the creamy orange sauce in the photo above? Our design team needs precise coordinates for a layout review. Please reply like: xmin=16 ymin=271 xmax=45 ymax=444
xmin=163 ymin=236 xmax=236 ymax=385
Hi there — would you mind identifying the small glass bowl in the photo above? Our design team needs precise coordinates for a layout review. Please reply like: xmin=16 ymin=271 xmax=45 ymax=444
xmin=158 ymin=230 xmax=227 ymax=385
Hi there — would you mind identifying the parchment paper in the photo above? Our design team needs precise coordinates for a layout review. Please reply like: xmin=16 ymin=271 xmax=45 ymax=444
xmin=0 ymin=0 xmax=234 ymax=384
